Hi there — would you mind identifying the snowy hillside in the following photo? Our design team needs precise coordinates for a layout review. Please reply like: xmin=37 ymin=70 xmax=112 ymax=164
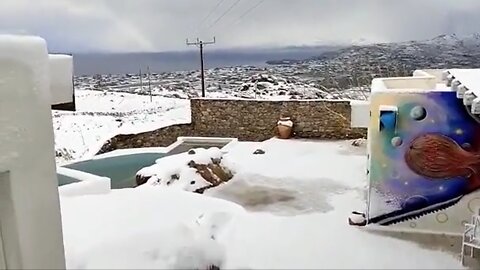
xmin=421 ymin=33 xmax=480 ymax=49
xmin=75 ymin=69 xmax=369 ymax=101
xmin=53 ymin=90 xmax=190 ymax=164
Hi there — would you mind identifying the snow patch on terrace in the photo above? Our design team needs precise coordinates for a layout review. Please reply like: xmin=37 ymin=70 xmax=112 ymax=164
xmin=60 ymin=188 xmax=244 ymax=269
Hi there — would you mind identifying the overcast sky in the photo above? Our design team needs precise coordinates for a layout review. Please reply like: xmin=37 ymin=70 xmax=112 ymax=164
xmin=1 ymin=0 xmax=479 ymax=53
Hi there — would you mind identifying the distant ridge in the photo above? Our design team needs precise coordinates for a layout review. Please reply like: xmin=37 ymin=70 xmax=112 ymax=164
xmin=72 ymin=33 xmax=480 ymax=76
xmin=72 ymin=46 xmax=338 ymax=76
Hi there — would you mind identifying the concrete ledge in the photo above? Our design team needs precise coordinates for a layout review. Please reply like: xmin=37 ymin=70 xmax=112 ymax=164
xmin=57 ymin=167 xmax=111 ymax=197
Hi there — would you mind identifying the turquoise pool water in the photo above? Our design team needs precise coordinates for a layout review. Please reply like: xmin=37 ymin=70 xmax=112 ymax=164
xmin=59 ymin=152 xmax=166 ymax=189
xmin=58 ymin=174 xmax=82 ymax=186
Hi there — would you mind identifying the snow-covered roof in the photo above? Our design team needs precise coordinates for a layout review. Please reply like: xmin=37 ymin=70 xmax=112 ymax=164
xmin=444 ymin=69 xmax=480 ymax=114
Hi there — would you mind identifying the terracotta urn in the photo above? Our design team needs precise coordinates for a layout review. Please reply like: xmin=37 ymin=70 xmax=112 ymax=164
xmin=277 ymin=117 xmax=293 ymax=139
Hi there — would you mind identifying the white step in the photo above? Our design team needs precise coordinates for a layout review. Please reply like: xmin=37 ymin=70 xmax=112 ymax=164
xmin=464 ymin=90 xmax=476 ymax=106
xmin=442 ymin=70 xmax=450 ymax=81
xmin=452 ymin=79 xmax=461 ymax=98
xmin=472 ymin=97 xmax=480 ymax=114
xmin=457 ymin=84 xmax=468 ymax=99
xmin=452 ymin=79 xmax=461 ymax=90
xmin=446 ymin=74 xmax=455 ymax=87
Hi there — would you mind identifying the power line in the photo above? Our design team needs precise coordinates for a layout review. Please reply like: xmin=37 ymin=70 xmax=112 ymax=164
xmin=235 ymin=0 xmax=265 ymax=23
xmin=197 ymin=0 xmax=228 ymax=30
xmin=207 ymin=0 xmax=242 ymax=30
xmin=214 ymin=0 xmax=266 ymax=35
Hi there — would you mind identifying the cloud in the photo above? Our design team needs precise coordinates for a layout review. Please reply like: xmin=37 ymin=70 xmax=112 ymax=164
xmin=0 ymin=0 xmax=480 ymax=52
xmin=0 ymin=0 xmax=154 ymax=52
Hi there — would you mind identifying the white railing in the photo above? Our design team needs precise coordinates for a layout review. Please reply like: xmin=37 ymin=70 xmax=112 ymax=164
xmin=461 ymin=212 xmax=480 ymax=265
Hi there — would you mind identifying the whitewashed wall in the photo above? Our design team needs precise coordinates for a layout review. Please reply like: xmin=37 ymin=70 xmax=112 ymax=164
xmin=0 ymin=35 xmax=66 ymax=269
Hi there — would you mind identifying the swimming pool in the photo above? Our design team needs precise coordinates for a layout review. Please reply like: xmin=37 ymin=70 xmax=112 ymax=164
xmin=59 ymin=152 xmax=166 ymax=189
xmin=57 ymin=137 xmax=237 ymax=190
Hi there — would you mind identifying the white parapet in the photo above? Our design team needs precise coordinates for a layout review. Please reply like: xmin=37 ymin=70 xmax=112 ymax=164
xmin=350 ymin=100 xmax=370 ymax=128
xmin=49 ymin=54 xmax=73 ymax=106
xmin=372 ymin=76 xmax=438 ymax=93
xmin=0 ymin=35 xmax=66 ymax=269
xmin=413 ymin=69 xmax=446 ymax=83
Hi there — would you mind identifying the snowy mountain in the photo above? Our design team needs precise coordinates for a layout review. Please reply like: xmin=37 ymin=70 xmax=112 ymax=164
xmin=426 ymin=33 xmax=480 ymax=47
xmin=420 ymin=33 xmax=461 ymax=46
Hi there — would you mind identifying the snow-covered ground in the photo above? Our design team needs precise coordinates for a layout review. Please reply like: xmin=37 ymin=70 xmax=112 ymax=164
xmin=54 ymin=64 xmax=373 ymax=166
xmin=60 ymin=139 xmax=464 ymax=269
xmin=53 ymin=90 xmax=190 ymax=164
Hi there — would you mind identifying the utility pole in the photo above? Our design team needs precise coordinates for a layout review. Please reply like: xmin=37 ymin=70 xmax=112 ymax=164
xmin=139 ymin=68 xmax=143 ymax=93
xmin=147 ymin=66 xmax=152 ymax=102
xmin=186 ymin=37 xmax=216 ymax=97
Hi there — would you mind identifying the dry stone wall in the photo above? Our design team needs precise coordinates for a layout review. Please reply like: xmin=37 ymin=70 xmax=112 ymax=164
xmin=97 ymin=98 xmax=366 ymax=154
xmin=191 ymin=99 xmax=365 ymax=141
xmin=97 ymin=124 xmax=193 ymax=154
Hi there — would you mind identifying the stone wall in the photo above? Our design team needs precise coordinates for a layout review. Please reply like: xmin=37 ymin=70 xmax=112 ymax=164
xmin=98 ymin=124 xmax=193 ymax=154
xmin=191 ymin=99 xmax=365 ymax=141
xmin=97 ymin=98 xmax=366 ymax=154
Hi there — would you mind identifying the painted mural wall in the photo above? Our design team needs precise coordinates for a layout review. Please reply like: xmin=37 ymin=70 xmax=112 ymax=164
xmin=366 ymin=90 xmax=480 ymax=234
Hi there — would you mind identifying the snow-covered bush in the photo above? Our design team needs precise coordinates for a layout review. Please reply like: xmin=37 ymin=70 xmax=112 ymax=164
xmin=136 ymin=147 xmax=234 ymax=193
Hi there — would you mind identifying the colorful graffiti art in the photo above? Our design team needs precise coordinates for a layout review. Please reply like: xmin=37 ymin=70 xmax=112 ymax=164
xmin=362 ymin=90 xmax=480 ymax=233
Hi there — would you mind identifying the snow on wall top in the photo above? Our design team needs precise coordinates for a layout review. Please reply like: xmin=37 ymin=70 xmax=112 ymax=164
xmin=0 ymin=35 xmax=50 ymax=101
xmin=371 ymin=69 xmax=452 ymax=94
xmin=49 ymin=53 xmax=73 ymax=105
